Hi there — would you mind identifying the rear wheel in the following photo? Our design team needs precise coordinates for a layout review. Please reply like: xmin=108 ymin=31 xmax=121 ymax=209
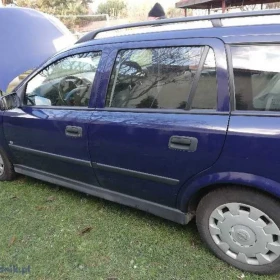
xmin=196 ymin=187 xmax=280 ymax=274
xmin=0 ymin=148 xmax=15 ymax=181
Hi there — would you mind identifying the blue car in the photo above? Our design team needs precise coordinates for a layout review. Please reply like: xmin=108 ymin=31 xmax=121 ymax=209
xmin=1 ymin=10 xmax=280 ymax=275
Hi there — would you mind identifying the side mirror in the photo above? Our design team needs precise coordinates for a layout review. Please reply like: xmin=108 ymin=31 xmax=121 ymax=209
xmin=0 ymin=91 xmax=20 ymax=111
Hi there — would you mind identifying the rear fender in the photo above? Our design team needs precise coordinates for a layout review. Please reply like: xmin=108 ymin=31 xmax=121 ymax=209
xmin=177 ymin=171 xmax=280 ymax=212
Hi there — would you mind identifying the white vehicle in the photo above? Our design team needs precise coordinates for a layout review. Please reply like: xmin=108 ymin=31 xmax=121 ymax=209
xmin=0 ymin=7 xmax=75 ymax=92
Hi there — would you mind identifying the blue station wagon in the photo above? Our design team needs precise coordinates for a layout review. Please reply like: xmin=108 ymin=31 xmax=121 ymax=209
xmin=1 ymin=10 xmax=280 ymax=274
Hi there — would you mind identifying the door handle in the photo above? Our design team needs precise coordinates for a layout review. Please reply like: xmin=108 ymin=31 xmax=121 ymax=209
xmin=65 ymin=126 xmax=83 ymax=138
xmin=169 ymin=136 xmax=198 ymax=152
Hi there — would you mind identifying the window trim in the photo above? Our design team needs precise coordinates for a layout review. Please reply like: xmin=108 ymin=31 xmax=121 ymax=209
xmin=185 ymin=46 xmax=209 ymax=110
xmin=22 ymin=50 xmax=102 ymax=109
xmin=94 ymin=107 xmax=227 ymax=115
xmin=94 ymin=38 xmax=229 ymax=112
xmin=231 ymin=110 xmax=280 ymax=117
xmin=105 ymin=45 xmax=217 ymax=112
xmin=225 ymin=44 xmax=235 ymax=112
xmin=18 ymin=105 xmax=96 ymax=111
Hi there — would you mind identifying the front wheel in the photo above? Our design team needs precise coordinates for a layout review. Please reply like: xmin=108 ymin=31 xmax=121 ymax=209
xmin=0 ymin=148 xmax=15 ymax=181
xmin=196 ymin=187 xmax=280 ymax=274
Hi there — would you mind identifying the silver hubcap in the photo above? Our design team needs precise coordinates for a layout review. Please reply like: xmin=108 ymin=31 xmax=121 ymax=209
xmin=0 ymin=154 xmax=4 ymax=176
xmin=209 ymin=203 xmax=280 ymax=265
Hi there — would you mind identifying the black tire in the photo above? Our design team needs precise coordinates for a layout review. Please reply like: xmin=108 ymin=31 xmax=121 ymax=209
xmin=196 ymin=187 xmax=280 ymax=275
xmin=0 ymin=148 xmax=15 ymax=181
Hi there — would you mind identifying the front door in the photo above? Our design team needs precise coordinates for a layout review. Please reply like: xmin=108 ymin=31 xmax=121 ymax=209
xmin=88 ymin=38 xmax=230 ymax=207
xmin=3 ymin=48 xmax=103 ymax=186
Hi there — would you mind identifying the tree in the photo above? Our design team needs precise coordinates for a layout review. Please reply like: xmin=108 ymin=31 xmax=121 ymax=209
xmin=166 ymin=7 xmax=184 ymax=18
xmin=16 ymin=0 xmax=92 ymax=15
xmin=16 ymin=0 xmax=93 ymax=30
xmin=266 ymin=2 xmax=280 ymax=9
xmin=1 ymin=0 xmax=14 ymax=5
xmin=97 ymin=0 xmax=126 ymax=17
xmin=108 ymin=47 xmax=203 ymax=109
xmin=240 ymin=4 xmax=257 ymax=11
xmin=136 ymin=96 xmax=158 ymax=108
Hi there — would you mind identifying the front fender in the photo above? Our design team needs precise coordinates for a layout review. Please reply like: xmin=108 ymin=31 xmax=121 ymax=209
xmin=177 ymin=171 xmax=280 ymax=212
xmin=0 ymin=111 xmax=5 ymax=146
xmin=0 ymin=111 xmax=15 ymax=162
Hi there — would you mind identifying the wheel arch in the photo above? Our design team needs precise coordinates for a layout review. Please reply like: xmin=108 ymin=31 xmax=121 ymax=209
xmin=178 ymin=172 xmax=280 ymax=213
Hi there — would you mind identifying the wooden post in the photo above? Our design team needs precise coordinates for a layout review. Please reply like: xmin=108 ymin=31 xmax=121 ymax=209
xmin=184 ymin=8 xmax=187 ymax=17
xmin=222 ymin=0 xmax=226 ymax=13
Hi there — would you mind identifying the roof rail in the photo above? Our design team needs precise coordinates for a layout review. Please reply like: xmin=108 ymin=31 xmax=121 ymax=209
xmin=76 ymin=9 xmax=280 ymax=44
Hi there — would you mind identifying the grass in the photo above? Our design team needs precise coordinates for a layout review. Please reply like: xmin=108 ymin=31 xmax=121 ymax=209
xmin=0 ymin=176 xmax=278 ymax=280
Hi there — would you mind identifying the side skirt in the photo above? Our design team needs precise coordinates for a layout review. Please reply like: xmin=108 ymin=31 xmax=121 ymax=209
xmin=14 ymin=165 xmax=193 ymax=225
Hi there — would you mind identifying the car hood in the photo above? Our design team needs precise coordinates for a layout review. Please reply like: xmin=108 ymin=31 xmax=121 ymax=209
xmin=0 ymin=7 xmax=76 ymax=91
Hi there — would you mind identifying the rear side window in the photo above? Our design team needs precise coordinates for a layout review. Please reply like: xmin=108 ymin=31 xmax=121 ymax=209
xmin=231 ymin=45 xmax=280 ymax=111
xmin=105 ymin=46 xmax=217 ymax=110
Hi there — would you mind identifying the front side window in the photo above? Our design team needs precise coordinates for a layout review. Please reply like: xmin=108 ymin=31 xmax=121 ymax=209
xmin=231 ymin=45 xmax=280 ymax=111
xmin=25 ymin=52 xmax=102 ymax=107
xmin=105 ymin=46 xmax=217 ymax=110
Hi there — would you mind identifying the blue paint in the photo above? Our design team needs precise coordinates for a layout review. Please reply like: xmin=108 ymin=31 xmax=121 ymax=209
xmin=3 ymin=107 xmax=98 ymax=185
xmin=1 ymin=23 xmax=280 ymax=217
xmin=88 ymin=111 xmax=228 ymax=206
xmin=177 ymin=114 xmax=280 ymax=211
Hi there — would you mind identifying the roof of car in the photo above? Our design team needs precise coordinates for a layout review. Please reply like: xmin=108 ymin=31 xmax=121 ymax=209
xmin=70 ymin=10 xmax=280 ymax=51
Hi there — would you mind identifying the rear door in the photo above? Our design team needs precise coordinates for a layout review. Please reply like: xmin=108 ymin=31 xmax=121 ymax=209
xmin=88 ymin=38 xmax=230 ymax=207
xmin=221 ymin=43 xmax=280 ymax=182
xmin=3 ymin=46 xmax=104 ymax=186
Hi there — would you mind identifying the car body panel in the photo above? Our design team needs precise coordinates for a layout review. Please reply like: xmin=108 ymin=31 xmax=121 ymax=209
xmin=178 ymin=113 xmax=280 ymax=211
xmin=178 ymin=171 xmax=280 ymax=212
xmin=2 ymin=45 xmax=108 ymax=186
xmin=1 ymin=17 xmax=280 ymax=223
xmin=88 ymin=111 xmax=230 ymax=207
xmin=87 ymin=38 xmax=230 ymax=207
xmin=3 ymin=107 xmax=98 ymax=185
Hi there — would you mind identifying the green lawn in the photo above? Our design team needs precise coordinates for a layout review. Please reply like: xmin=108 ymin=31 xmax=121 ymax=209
xmin=0 ymin=176 xmax=278 ymax=280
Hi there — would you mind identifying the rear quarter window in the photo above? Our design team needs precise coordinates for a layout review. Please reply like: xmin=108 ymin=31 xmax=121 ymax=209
xmin=231 ymin=45 xmax=280 ymax=111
